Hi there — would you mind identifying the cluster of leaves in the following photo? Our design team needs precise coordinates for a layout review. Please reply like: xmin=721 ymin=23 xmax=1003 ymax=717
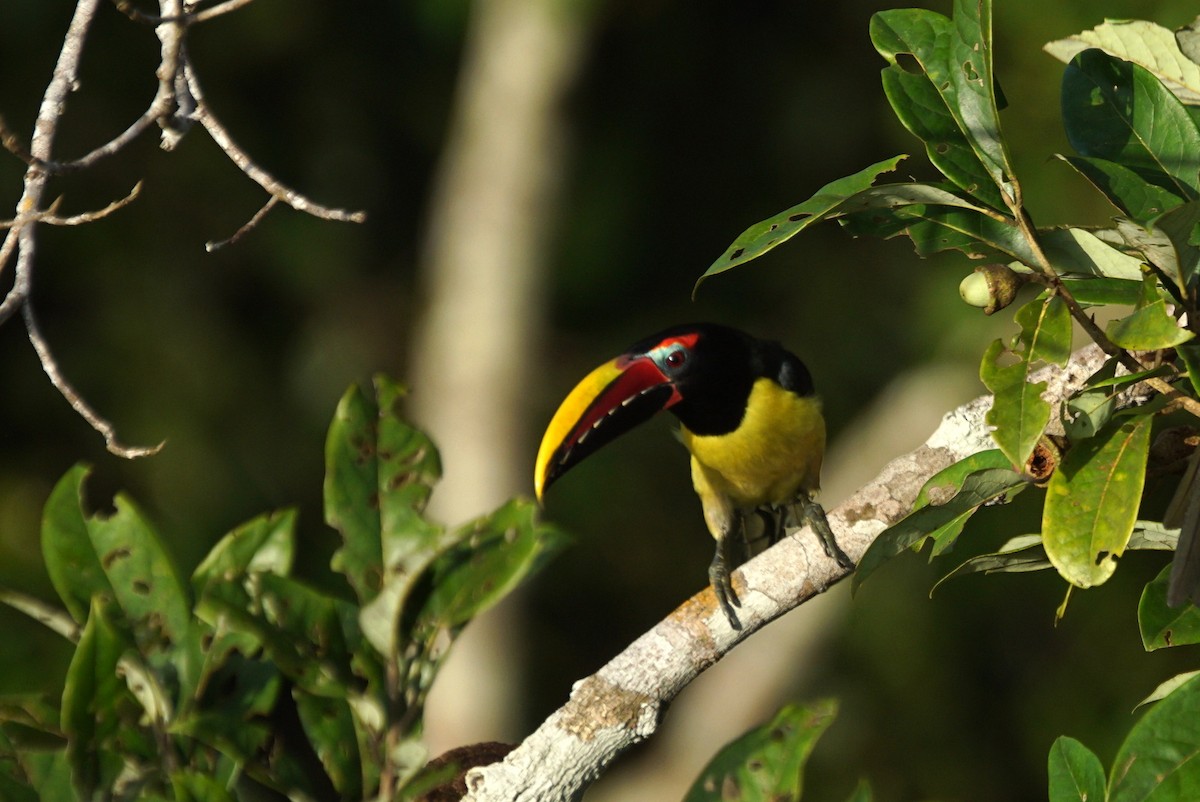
xmin=696 ymin=0 xmax=1200 ymax=797
xmin=0 ymin=376 xmax=565 ymax=801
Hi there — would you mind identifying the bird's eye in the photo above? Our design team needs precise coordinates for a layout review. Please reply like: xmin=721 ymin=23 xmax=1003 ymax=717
xmin=665 ymin=347 xmax=687 ymax=368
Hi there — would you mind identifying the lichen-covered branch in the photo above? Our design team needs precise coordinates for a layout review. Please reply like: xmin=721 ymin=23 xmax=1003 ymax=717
xmin=462 ymin=346 xmax=1109 ymax=802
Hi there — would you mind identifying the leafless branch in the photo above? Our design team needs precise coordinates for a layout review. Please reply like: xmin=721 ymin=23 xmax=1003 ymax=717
xmin=462 ymin=347 xmax=1109 ymax=802
xmin=22 ymin=303 xmax=165 ymax=459
xmin=1 ymin=0 xmax=364 ymax=457
xmin=112 ymin=0 xmax=257 ymax=26
xmin=205 ymin=195 xmax=278 ymax=252
xmin=184 ymin=61 xmax=367 ymax=223
xmin=0 ymin=185 xmax=141 ymax=229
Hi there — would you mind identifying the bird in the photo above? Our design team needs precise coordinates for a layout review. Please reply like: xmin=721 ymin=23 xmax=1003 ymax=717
xmin=534 ymin=323 xmax=853 ymax=629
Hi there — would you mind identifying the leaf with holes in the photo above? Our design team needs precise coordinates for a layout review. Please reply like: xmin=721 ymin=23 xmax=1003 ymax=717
xmin=1043 ymin=415 xmax=1152 ymax=588
xmin=325 ymin=376 xmax=452 ymax=659
xmin=41 ymin=465 xmax=190 ymax=653
xmin=698 ymin=156 xmax=907 ymax=287
xmin=683 ymin=701 xmax=837 ymax=802
xmin=1062 ymin=49 xmax=1200 ymax=201
xmin=1138 ymin=564 xmax=1200 ymax=650
xmin=870 ymin=0 xmax=1014 ymax=210
xmin=981 ymin=295 xmax=1073 ymax=469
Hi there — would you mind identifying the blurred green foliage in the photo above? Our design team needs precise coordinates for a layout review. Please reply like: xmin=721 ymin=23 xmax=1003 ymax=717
xmin=3 ymin=1 xmax=1200 ymax=801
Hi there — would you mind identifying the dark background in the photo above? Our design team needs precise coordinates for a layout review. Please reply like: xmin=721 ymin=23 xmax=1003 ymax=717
xmin=1 ymin=1 xmax=1198 ymax=800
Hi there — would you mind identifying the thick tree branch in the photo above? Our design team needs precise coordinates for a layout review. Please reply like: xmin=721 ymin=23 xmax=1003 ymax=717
xmin=462 ymin=345 xmax=1110 ymax=802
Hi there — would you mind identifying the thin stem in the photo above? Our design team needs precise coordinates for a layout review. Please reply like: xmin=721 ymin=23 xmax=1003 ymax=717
xmin=184 ymin=61 xmax=367 ymax=223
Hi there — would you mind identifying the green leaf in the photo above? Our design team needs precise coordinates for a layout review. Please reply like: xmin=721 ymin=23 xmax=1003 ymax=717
xmin=1057 ymin=155 xmax=1185 ymax=224
xmin=1040 ymin=227 xmax=1148 ymax=280
xmin=933 ymin=534 xmax=1053 ymax=595
xmin=1062 ymin=49 xmax=1200 ymax=200
xmin=1153 ymin=199 xmax=1200 ymax=290
xmin=1178 ymin=343 xmax=1200 ymax=397
xmin=1043 ymin=416 xmax=1153 ymax=588
xmin=21 ymin=750 xmax=76 ymax=802
xmin=870 ymin=0 xmax=1014 ymax=210
xmin=1045 ymin=19 xmax=1200 ymax=105
xmin=1047 ymin=736 xmax=1106 ymax=802
xmin=1105 ymin=272 xmax=1194 ymax=350
xmin=1139 ymin=564 xmax=1200 ymax=650
xmin=1062 ymin=359 xmax=1118 ymax=441
xmin=698 ymin=156 xmax=907 ymax=285
xmin=841 ymin=204 xmax=1029 ymax=264
xmin=295 ymin=693 xmax=363 ymax=800
xmin=1058 ymin=275 xmax=1144 ymax=307
xmin=1135 ymin=671 xmax=1200 ymax=710
xmin=843 ymin=778 xmax=874 ymax=802
xmin=191 ymin=509 xmax=296 ymax=597
xmin=683 ymin=701 xmax=837 ymax=802
xmin=413 ymin=499 xmax=568 ymax=632
xmin=41 ymin=465 xmax=190 ymax=659
xmin=325 ymin=376 xmax=443 ymax=607
xmin=253 ymin=573 xmax=360 ymax=698
xmin=1108 ymin=672 xmax=1200 ymax=801
xmin=981 ymin=295 xmax=1072 ymax=469
xmin=852 ymin=467 xmax=1027 ymax=593
xmin=170 ymin=771 xmax=237 ymax=802
xmin=61 ymin=597 xmax=134 ymax=800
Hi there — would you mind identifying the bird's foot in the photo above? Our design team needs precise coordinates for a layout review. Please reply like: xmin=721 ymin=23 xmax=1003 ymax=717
xmin=799 ymin=497 xmax=855 ymax=570
xmin=709 ymin=547 xmax=742 ymax=630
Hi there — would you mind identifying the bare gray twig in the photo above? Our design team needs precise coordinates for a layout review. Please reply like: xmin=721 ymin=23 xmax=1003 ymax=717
xmin=205 ymin=195 xmax=278 ymax=252
xmin=185 ymin=61 xmax=367 ymax=223
xmin=2 ymin=0 xmax=364 ymax=458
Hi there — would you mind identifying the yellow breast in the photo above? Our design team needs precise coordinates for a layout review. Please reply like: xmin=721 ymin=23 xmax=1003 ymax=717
xmin=681 ymin=378 xmax=824 ymax=509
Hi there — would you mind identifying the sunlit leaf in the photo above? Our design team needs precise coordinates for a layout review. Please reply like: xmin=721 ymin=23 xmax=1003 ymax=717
xmin=1047 ymin=736 xmax=1105 ymax=802
xmin=1040 ymin=227 xmax=1148 ymax=280
xmin=1045 ymin=19 xmax=1200 ymax=104
xmin=698 ymin=156 xmax=907 ymax=285
xmin=683 ymin=701 xmax=837 ymax=802
xmin=1135 ymin=671 xmax=1200 ymax=710
xmin=1061 ymin=49 xmax=1200 ymax=200
xmin=981 ymin=295 xmax=1072 ymax=468
xmin=1106 ymin=272 xmax=1194 ymax=350
xmin=1043 ymin=415 xmax=1153 ymax=588
xmin=870 ymin=0 xmax=1014 ymax=210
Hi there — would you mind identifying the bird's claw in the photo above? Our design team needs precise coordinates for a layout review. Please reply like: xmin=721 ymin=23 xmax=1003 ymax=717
xmin=800 ymin=497 xmax=855 ymax=570
xmin=709 ymin=547 xmax=742 ymax=630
